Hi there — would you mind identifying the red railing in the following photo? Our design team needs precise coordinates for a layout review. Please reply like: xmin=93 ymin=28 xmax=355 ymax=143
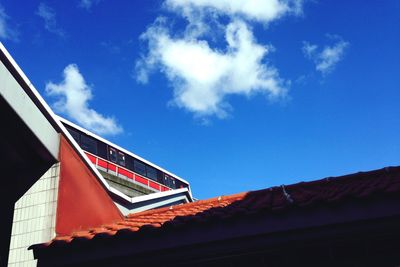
xmin=84 ymin=151 xmax=171 ymax=192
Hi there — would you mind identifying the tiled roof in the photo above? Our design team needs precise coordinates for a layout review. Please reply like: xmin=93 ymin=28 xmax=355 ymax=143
xmin=33 ymin=166 xmax=400 ymax=250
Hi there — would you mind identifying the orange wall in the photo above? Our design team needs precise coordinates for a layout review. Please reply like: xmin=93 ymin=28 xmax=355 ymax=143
xmin=56 ymin=136 xmax=123 ymax=235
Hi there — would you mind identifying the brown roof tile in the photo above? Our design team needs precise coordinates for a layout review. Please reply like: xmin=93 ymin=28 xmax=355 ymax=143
xmin=32 ymin=166 xmax=400 ymax=250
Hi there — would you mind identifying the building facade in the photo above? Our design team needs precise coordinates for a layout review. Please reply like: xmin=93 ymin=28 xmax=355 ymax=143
xmin=0 ymin=43 xmax=192 ymax=267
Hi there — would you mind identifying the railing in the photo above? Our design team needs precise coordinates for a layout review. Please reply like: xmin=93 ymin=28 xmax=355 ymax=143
xmin=83 ymin=151 xmax=171 ymax=192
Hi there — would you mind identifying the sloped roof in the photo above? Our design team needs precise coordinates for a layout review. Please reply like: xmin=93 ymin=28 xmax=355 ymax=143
xmin=32 ymin=165 xmax=400 ymax=252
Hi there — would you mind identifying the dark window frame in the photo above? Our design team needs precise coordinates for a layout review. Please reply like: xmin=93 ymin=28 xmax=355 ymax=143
xmin=109 ymin=147 xmax=117 ymax=163
xmin=117 ymin=151 xmax=126 ymax=167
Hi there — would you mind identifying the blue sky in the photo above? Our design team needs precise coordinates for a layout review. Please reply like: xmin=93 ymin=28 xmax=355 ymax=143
xmin=1 ymin=0 xmax=399 ymax=199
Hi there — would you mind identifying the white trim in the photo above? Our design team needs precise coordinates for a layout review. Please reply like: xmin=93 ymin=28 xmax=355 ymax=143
xmin=0 ymin=42 xmax=61 ymax=129
xmin=0 ymin=60 xmax=59 ymax=159
xmin=126 ymin=195 xmax=189 ymax=214
xmin=0 ymin=43 xmax=193 ymax=205
xmin=58 ymin=116 xmax=190 ymax=185
xmin=57 ymin=118 xmax=133 ymax=201
xmin=0 ymin=43 xmax=133 ymax=202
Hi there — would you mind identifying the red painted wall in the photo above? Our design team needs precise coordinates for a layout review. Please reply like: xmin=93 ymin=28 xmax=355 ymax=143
xmin=56 ymin=136 xmax=123 ymax=236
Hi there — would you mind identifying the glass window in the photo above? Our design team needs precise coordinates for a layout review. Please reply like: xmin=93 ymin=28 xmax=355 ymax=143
xmin=117 ymin=151 xmax=126 ymax=167
xmin=146 ymin=166 xmax=157 ymax=181
xmin=81 ymin=134 xmax=97 ymax=154
xmin=109 ymin=147 xmax=117 ymax=163
xmin=156 ymin=170 xmax=163 ymax=184
xmin=134 ymin=160 xmax=146 ymax=176
xmin=175 ymin=180 xmax=187 ymax=189
xmin=170 ymin=177 xmax=176 ymax=189
xmin=66 ymin=127 xmax=80 ymax=144
xmin=164 ymin=174 xmax=176 ymax=189
xmin=97 ymin=142 xmax=107 ymax=159
xmin=126 ymin=156 xmax=134 ymax=171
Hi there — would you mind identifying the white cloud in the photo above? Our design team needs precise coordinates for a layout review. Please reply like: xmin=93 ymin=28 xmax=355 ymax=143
xmin=0 ymin=4 xmax=18 ymax=41
xmin=36 ymin=2 xmax=65 ymax=37
xmin=303 ymin=36 xmax=349 ymax=75
xmin=165 ymin=0 xmax=303 ymax=24
xmin=136 ymin=0 xmax=305 ymax=118
xmin=79 ymin=0 xmax=101 ymax=10
xmin=164 ymin=0 xmax=303 ymax=40
xmin=46 ymin=64 xmax=123 ymax=135
xmin=137 ymin=19 xmax=287 ymax=117
xmin=136 ymin=0 xmax=303 ymax=119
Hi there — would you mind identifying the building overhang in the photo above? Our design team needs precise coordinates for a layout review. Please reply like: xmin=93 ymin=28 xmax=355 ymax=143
xmin=0 ymin=43 xmax=59 ymax=202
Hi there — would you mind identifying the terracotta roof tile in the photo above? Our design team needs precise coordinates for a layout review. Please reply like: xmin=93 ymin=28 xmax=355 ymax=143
xmin=32 ymin=166 xmax=400 ymax=250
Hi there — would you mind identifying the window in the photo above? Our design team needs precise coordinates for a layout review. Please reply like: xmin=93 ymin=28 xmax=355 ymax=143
xmin=81 ymin=134 xmax=97 ymax=154
xmin=126 ymin=156 xmax=134 ymax=171
xmin=156 ymin=170 xmax=164 ymax=184
xmin=146 ymin=166 xmax=157 ymax=181
xmin=117 ymin=151 xmax=126 ymax=167
xmin=170 ymin=177 xmax=176 ymax=189
xmin=175 ymin=180 xmax=187 ymax=189
xmin=134 ymin=160 xmax=146 ymax=176
xmin=164 ymin=174 xmax=176 ymax=189
xmin=97 ymin=142 xmax=107 ymax=159
xmin=66 ymin=127 xmax=80 ymax=144
xmin=109 ymin=147 xmax=117 ymax=163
